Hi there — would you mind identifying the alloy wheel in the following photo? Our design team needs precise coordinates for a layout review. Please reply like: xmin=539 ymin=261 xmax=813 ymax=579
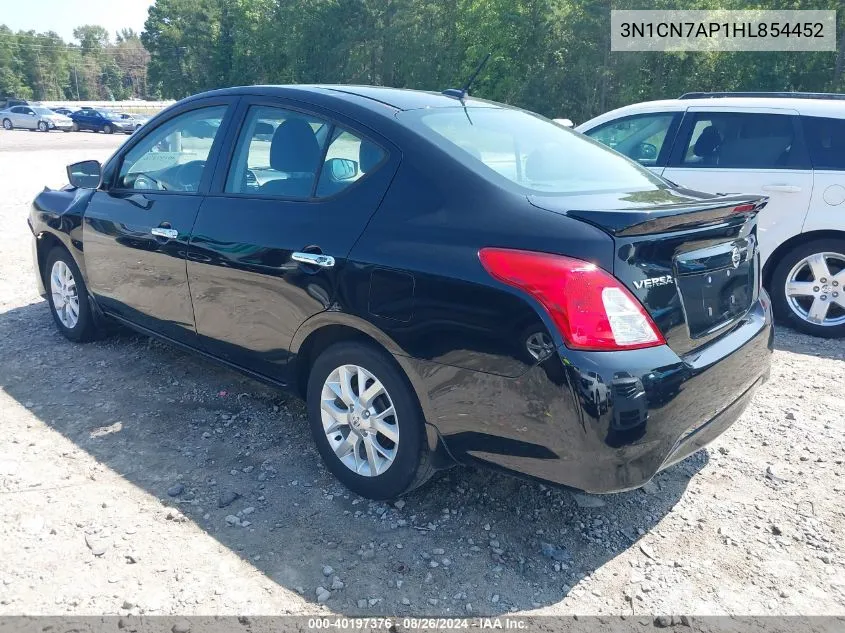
xmin=50 ymin=260 xmax=80 ymax=329
xmin=38 ymin=121 xmax=48 ymax=132
xmin=2 ymin=119 xmax=11 ymax=130
xmin=320 ymin=364 xmax=399 ymax=477
xmin=784 ymin=251 xmax=845 ymax=327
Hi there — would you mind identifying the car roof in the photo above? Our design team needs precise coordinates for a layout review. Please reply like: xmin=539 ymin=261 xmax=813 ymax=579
xmin=186 ymin=84 xmax=499 ymax=113
xmin=577 ymin=95 xmax=845 ymax=130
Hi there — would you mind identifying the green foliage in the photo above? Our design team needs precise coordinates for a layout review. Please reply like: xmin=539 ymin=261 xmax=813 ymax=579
xmin=2 ymin=0 xmax=844 ymax=120
xmin=0 ymin=24 xmax=151 ymax=101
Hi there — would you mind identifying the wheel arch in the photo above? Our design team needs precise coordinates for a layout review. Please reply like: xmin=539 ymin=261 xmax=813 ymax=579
xmin=763 ymin=230 xmax=845 ymax=289
xmin=290 ymin=313 xmax=445 ymax=458
xmin=34 ymin=231 xmax=67 ymax=289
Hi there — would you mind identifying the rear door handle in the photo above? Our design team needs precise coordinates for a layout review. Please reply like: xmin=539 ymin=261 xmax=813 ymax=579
xmin=292 ymin=252 xmax=335 ymax=268
xmin=762 ymin=184 xmax=802 ymax=193
xmin=151 ymin=227 xmax=178 ymax=239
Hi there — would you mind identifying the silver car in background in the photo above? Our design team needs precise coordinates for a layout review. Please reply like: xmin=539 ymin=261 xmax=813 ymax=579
xmin=1 ymin=105 xmax=73 ymax=132
xmin=116 ymin=112 xmax=150 ymax=132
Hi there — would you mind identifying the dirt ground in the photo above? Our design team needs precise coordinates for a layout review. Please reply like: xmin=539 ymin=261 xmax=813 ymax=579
xmin=0 ymin=130 xmax=843 ymax=617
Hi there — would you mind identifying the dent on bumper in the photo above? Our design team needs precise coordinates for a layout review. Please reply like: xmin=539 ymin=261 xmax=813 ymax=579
xmin=415 ymin=298 xmax=773 ymax=493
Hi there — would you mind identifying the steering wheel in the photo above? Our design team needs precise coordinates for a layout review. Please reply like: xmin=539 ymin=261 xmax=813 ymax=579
xmin=133 ymin=174 xmax=165 ymax=191
xmin=170 ymin=160 xmax=206 ymax=192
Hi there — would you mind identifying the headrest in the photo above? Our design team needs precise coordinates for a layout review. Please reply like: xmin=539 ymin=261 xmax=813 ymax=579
xmin=270 ymin=119 xmax=320 ymax=172
xmin=693 ymin=126 xmax=722 ymax=157
xmin=359 ymin=140 xmax=384 ymax=173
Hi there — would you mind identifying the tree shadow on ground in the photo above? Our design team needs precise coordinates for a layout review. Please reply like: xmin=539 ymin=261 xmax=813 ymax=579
xmin=0 ymin=301 xmax=706 ymax=615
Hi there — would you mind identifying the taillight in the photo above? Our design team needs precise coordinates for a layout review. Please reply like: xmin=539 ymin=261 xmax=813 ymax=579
xmin=478 ymin=248 xmax=665 ymax=351
xmin=732 ymin=203 xmax=756 ymax=214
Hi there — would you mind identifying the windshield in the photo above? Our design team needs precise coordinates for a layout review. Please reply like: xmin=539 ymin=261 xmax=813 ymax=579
xmin=33 ymin=107 xmax=55 ymax=115
xmin=402 ymin=107 xmax=666 ymax=195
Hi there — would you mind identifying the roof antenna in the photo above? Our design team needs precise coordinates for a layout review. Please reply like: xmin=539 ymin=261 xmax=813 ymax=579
xmin=443 ymin=53 xmax=491 ymax=101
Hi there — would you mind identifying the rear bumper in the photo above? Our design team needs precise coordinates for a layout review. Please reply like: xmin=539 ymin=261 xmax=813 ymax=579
xmin=416 ymin=294 xmax=773 ymax=493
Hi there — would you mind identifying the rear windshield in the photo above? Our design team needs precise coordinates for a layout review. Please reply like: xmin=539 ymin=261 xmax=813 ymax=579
xmin=401 ymin=107 xmax=666 ymax=195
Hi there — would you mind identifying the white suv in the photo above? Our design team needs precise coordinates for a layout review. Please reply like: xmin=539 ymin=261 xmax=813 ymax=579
xmin=577 ymin=92 xmax=845 ymax=338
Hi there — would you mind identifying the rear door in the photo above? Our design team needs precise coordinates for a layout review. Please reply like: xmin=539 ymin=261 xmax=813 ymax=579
xmin=662 ymin=107 xmax=813 ymax=265
xmin=187 ymin=98 xmax=399 ymax=381
xmin=799 ymin=114 xmax=845 ymax=234
xmin=82 ymin=98 xmax=236 ymax=342
xmin=13 ymin=106 xmax=36 ymax=129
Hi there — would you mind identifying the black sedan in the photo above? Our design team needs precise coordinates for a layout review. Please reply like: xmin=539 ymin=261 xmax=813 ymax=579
xmin=28 ymin=85 xmax=773 ymax=499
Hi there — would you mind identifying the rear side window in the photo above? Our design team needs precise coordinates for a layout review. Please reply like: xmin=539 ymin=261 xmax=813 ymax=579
xmin=225 ymin=104 xmax=386 ymax=199
xmin=316 ymin=129 xmax=385 ymax=197
xmin=402 ymin=107 xmax=665 ymax=195
xmin=801 ymin=116 xmax=845 ymax=171
xmin=675 ymin=112 xmax=805 ymax=169
xmin=225 ymin=105 xmax=329 ymax=198
xmin=585 ymin=113 xmax=678 ymax=166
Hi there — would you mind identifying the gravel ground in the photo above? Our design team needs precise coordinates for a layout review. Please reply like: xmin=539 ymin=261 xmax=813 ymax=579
xmin=1 ymin=131 xmax=844 ymax=618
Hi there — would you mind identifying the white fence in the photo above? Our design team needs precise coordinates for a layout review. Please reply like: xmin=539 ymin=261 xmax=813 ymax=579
xmin=36 ymin=100 xmax=175 ymax=115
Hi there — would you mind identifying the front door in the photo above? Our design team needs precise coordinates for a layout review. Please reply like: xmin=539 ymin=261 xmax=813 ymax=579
xmin=662 ymin=108 xmax=813 ymax=266
xmin=187 ymin=100 xmax=398 ymax=381
xmin=582 ymin=111 xmax=683 ymax=176
xmin=83 ymin=101 xmax=234 ymax=342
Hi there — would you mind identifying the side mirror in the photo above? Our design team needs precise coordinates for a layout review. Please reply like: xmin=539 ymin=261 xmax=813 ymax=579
xmin=67 ymin=160 xmax=102 ymax=189
xmin=326 ymin=157 xmax=358 ymax=181
xmin=636 ymin=142 xmax=658 ymax=160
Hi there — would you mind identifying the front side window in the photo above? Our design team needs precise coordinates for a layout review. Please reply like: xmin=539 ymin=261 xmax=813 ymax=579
xmin=225 ymin=106 xmax=328 ymax=198
xmin=802 ymin=116 xmax=845 ymax=171
xmin=402 ymin=107 xmax=665 ymax=195
xmin=116 ymin=105 xmax=226 ymax=192
xmin=676 ymin=112 xmax=803 ymax=169
xmin=586 ymin=113 xmax=677 ymax=166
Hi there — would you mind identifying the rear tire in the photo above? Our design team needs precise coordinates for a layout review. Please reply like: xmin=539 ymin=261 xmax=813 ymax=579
xmin=306 ymin=341 xmax=429 ymax=499
xmin=44 ymin=247 xmax=98 ymax=342
xmin=103 ymin=124 xmax=113 ymax=134
xmin=2 ymin=118 xmax=12 ymax=130
xmin=770 ymin=238 xmax=845 ymax=338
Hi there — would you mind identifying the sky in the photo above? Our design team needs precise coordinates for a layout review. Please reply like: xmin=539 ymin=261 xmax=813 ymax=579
xmin=1 ymin=0 xmax=154 ymax=42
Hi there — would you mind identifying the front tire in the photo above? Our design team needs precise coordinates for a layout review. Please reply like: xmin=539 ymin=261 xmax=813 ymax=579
xmin=45 ymin=247 xmax=98 ymax=342
xmin=2 ymin=118 xmax=12 ymax=130
xmin=71 ymin=122 xmax=79 ymax=132
xmin=770 ymin=238 xmax=845 ymax=338
xmin=306 ymin=341 xmax=429 ymax=499
xmin=38 ymin=121 xmax=48 ymax=132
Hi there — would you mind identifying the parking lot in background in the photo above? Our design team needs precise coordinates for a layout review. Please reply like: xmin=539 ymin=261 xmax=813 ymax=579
xmin=1 ymin=131 xmax=844 ymax=616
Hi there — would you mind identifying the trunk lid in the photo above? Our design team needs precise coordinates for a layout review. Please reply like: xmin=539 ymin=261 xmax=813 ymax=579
xmin=529 ymin=188 xmax=767 ymax=355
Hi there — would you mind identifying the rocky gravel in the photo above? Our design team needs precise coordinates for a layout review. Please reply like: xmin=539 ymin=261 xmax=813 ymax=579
xmin=1 ymin=131 xmax=844 ymax=616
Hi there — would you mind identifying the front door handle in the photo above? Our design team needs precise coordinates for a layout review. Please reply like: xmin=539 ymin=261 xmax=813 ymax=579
xmin=292 ymin=251 xmax=335 ymax=268
xmin=151 ymin=227 xmax=178 ymax=239
xmin=762 ymin=184 xmax=802 ymax=193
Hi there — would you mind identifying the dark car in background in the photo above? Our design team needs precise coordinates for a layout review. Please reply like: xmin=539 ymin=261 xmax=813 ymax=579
xmin=28 ymin=85 xmax=773 ymax=499
xmin=0 ymin=97 xmax=28 ymax=110
xmin=70 ymin=108 xmax=135 ymax=134
xmin=51 ymin=107 xmax=77 ymax=117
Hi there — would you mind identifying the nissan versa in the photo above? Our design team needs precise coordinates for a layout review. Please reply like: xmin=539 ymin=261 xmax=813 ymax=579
xmin=28 ymin=85 xmax=773 ymax=500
